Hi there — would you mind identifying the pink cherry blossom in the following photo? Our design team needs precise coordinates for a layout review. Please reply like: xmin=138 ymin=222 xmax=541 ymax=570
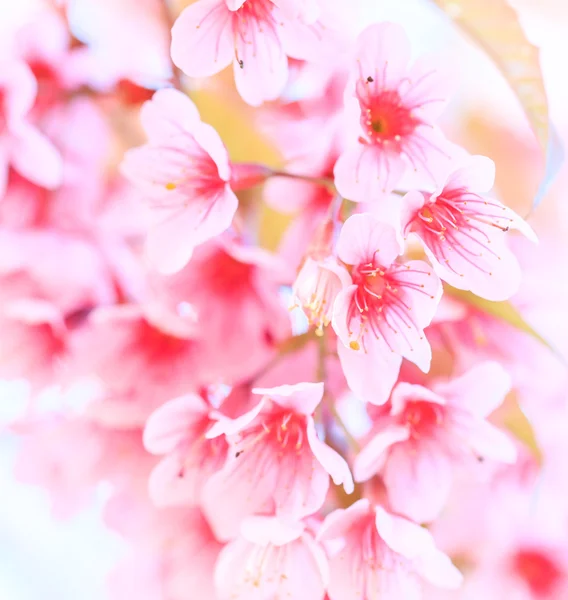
xmin=319 ymin=499 xmax=463 ymax=600
xmin=143 ymin=393 xmax=229 ymax=507
xmin=71 ymin=305 xmax=207 ymax=428
xmin=292 ymin=256 xmax=352 ymax=336
xmin=202 ymin=382 xmax=354 ymax=540
xmin=401 ymin=155 xmax=537 ymax=301
xmin=143 ymin=237 xmax=292 ymax=383
xmin=215 ymin=516 xmax=329 ymax=599
xmin=0 ymin=60 xmax=63 ymax=195
xmin=331 ymin=213 xmax=442 ymax=404
xmin=354 ymin=362 xmax=517 ymax=523
xmin=170 ymin=0 xmax=336 ymax=106
xmin=121 ymin=88 xmax=238 ymax=274
xmin=334 ymin=22 xmax=457 ymax=205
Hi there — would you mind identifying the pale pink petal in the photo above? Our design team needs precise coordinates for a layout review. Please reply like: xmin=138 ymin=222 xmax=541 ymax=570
xmin=413 ymin=549 xmax=463 ymax=589
xmin=0 ymin=61 xmax=37 ymax=123
xmin=374 ymin=505 xmax=437 ymax=558
xmin=240 ymin=516 xmax=304 ymax=546
xmin=139 ymin=88 xmax=201 ymax=142
xmin=383 ymin=444 xmax=453 ymax=523
xmin=462 ymin=420 xmax=517 ymax=463
xmin=336 ymin=213 xmax=401 ymax=267
xmin=336 ymin=340 xmax=402 ymax=405
xmin=334 ymin=143 xmax=406 ymax=203
xmin=331 ymin=284 xmax=360 ymax=346
xmin=424 ymin=233 xmax=522 ymax=301
xmin=205 ymin=396 xmax=267 ymax=439
xmin=251 ymin=382 xmax=324 ymax=415
xmin=306 ymin=416 xmax=354 ymax=493
xmin=318 ymin=499 xmax=371 ymax=541
xmin=147 ymin=453 xmax=201 ymax=506
xmin=401 ymin=55 xmax=455 ymax=122
xmin=353 ymin=425 xmax=410 ymax=482
xmin=390 ymin=382 xmax=446 ymax=416
xmin=445 ymin=155 xmax=496 ymax=194
xmin=233 ymin=21 xmax=288 ymax=106
xmin=171 ymin=0 xmax=234 ymax=78
xmin=278 ymin=16 xmax=336 ymax=61
xmin=215 ymin=533 xmax=327 ymax=600
xmin=409 ymin=125 xmax=460 ymax=185
xmin=202 ymin=445 xmax=278 ymax=541
xmin=435 ymin=361 xmax=511 ymax=418
xmin=145 ymin=186 xmax=238 ymax=274
xmin=401 ymin=190 xmax=427 ymax=234
xmin=354 ymin=22 xmax=411 ymax=86
xmin=273 ymin=443 xmax=330 ymax=519
xmin=191 ymin=121 xmax=232 ymax=181
xmin=143 ymin=394 xmax=208 ymax=454
xmin=226 ymin=0 xmax=247 ymax=9
xmin=10 ymin=125 xmax=63 ymax=189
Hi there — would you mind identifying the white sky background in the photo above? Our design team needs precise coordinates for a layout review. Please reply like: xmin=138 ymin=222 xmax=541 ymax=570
xmin=1 ymin=0 xmax=567 ymax=598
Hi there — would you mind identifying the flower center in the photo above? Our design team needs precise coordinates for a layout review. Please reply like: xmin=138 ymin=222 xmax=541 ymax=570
xmin=512 ymin=548 xmax=563 ymax=597
xmin=347 ymin=259 xmax=390 ymax=350
xmin=358 ymin=87 xmax=417 ymax=145
xmin=402 ymin=401 xmax=443 ymax=438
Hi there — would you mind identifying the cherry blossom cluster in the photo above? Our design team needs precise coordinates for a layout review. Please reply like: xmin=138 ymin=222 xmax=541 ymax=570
xmin=3 ymin=1 xmax=568 ymax=599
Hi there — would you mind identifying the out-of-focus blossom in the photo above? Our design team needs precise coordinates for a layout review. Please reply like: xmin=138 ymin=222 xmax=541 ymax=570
xmin=319 ymin=499 xmax=463 ymax=600
xmin=0 ymin=60 xmax=63 ymax=194
xmin=354 ymin=362 xmax=517 ymax=523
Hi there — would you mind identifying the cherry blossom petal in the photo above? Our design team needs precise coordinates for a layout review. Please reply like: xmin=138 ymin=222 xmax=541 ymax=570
xmin=445 ymin=155 xmax=496 ymax=194
xmin=374 ymin=505 xmax=437 ymax=558
xmin=336 ymin=213 xmax=402 ymax=267
xmin=252 ymin=382 xmax=324 ymax=415
xmin=383 ymin=443 xmax=453 ymax=523
xmin=171 ymin=0 xmax=234 ymax=78
xmin=336 ymin=340 xmax=402 ymax=405
xmin=435 ymin=361 xmax=511 ymax=418
xmin=147 ymin=453 xmax=202 ymax=506
xmin=461 ymin=420 xmax=517 ymax=464
xmin=334 ymin=143 xmax=406 ymax=203
xmin=413 ymin=549 xmax=464 ymax=589
xmin=390 ymin=382 xmax=446 ymax=415
xmin=306 ymin=416 xmax=354 ymax=493
xmin=353 ymin=425 xmax=410 ymax=482
xmin=240 ymin=516 xmax=304 ymax=546
xmin=205 ymin=396 xmax=268 ymax=439
xmin=145 ymin=186 xmax=238 ymax=274
xmin=233 ymin=20 xmax=288 ymax=106
xmin=143 ymin=394 xmax=208 ymax=454
xmin=139 ymin=88 xmax=201 ymax=142
xmin=354 ymin=22 xmax=411 ymax=86
xmin=10 ymin=125 xmax=63 ymax=189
